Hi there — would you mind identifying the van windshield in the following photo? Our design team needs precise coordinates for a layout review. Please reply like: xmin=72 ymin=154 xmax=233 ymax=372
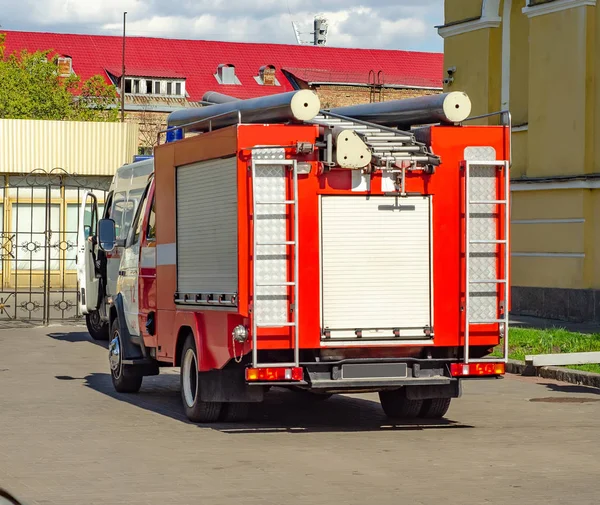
xmin=111 ymin=188 xmax=145 ymax=241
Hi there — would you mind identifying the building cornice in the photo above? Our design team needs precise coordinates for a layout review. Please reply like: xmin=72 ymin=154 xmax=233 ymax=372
xmin=437 ymin=0 xmax=502 ymax=38
xmin=522 ymin=0 xmax=596 ymax=18
xmin=511 ymin=178 xmax=600 ymax=190
xmin=437 ymin=18 xmax=501 ymax=38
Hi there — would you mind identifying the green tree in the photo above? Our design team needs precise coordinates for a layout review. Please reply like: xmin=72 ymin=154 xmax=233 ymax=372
xmin=71 ymin=75 xmax=119 ymax=122
xmin=0 ymin=33 xmax=118 ymax=122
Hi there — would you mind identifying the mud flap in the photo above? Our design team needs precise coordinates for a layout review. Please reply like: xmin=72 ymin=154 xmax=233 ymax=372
xmin=404 ymin=380 xmax=462 ymax=400
xmin=199 ymin=369 xmax=265 ymax=403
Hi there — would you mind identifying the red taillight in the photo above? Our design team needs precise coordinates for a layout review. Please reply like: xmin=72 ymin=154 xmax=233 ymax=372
xmin=450 ymin=362 xmax=505 ymax=377
xmin=245 ymin=366 xmax=304 ymax=382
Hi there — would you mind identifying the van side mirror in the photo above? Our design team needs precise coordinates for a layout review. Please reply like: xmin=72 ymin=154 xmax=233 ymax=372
xmin=98 ymin=219 xmax=116 ymax=252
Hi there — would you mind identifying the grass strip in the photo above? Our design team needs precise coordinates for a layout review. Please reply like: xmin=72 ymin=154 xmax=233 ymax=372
xmin=494 ymin=327 xmax=600 ymax=374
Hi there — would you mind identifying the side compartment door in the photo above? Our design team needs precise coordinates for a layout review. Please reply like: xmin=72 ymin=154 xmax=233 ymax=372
xmin=77 ymin=191 xmax=99 ymax=314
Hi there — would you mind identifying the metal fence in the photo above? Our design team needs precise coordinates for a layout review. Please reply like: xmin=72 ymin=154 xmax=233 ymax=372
xmin=0 ymin=169 xmax=110 ymax=323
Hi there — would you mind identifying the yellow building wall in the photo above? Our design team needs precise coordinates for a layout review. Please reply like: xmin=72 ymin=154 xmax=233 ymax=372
xmin=444 ymin=0 xmax=483 ymax=25
xmin=584 ymin=9 xmax=595 ymax=174
xmin=511 ymin=189 xmax=586 ymax=220
xmin=512 ymin=223 xmax=584 ymax=254
xmin=511 ymin=130 xmax=527 ymax=178
xmin=593 ymin=5 xmax=600 ymax=174
xmin=444 ymin=29 xmax=499 ymax=121
xmin=590 ymin=191 xmax=600 ymax=287
xmin=510 ymin=188 xmax=600 ymax=290
xmin=511 ymin=257 xmax=585 ymax=288
xmin=488 ymin=25 xmax=503 ymax=115
xmin=509 ymin=0 xmax=529 ymax=127
xmin=527 ymin=7 xmax=590 ymax=178
xmin=442 ymin=1 xmax=600 ymax=302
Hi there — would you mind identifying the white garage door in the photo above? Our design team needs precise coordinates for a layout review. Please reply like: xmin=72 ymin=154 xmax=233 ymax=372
xmin=321 ymin=195 xmax=432 ymax=340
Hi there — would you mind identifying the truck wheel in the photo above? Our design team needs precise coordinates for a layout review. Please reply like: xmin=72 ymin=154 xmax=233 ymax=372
xmin=86 ymin=311 xmax=109 ymax=341
xmin=379 ymin=389 xmax=423 ymax=419
xmin=419 ymin=397 xmax=452 ymax=419
xmin=109 ymin=324 xmax=143 ymax=393
xmin=180 ymin=335 xmax=222 ymax=423
xmin=219 ymin=402 xmax=250 ymax=422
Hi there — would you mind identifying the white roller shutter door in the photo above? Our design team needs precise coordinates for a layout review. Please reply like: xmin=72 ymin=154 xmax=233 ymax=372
xmin=176 ymin=157 xmax=238 ymax=295
xmin=321 ymin=195 xmax=432 ymax=340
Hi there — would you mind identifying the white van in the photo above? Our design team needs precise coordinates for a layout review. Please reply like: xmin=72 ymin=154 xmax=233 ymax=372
xmin=77 ymin=159 xmax=154 ymax=340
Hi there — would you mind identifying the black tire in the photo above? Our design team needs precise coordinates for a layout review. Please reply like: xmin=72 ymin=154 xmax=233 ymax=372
xmin=219 ymin=402 xmax=250 ymax=423
xmin=109 ymin=323 xmax=143 ymax=393
xmin=419 ymin=397 xmax=452 ymax=419
xmin=86 ymin=311 xmax=109 ymax=341
xmin=379 ymin=389 xmax=423 ymax=419
xmin=180 ymin=335 xmax=223 ymax=423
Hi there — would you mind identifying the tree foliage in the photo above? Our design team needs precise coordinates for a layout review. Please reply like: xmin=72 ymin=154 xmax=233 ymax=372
xmin=0 ymin=33 xmax=119 ymax=122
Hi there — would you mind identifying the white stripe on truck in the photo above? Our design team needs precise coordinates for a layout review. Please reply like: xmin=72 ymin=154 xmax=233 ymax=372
xmin=157 ymin=243 xmax=176 ymax=266
xmin=140 ymin=246 xmax=156 ymax=268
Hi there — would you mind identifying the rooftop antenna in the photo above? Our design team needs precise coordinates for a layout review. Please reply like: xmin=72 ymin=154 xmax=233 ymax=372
xmin=291 ymin=21 xmax=302 ymax=45
xmin=313 ymin=16 xmax=328 ymax=46
xmin=291 ymin=20 xmax=313 ymax=45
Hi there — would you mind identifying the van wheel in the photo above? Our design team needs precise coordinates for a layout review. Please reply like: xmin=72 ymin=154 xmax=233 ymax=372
xmin=219 ymin=402 xmax=250 ymax=422
xmin=420 ymin=397 xmax=452 ymax=419
xmin=86 ymin=311 xmax=109 ymax=341
xmin=379 ymin=389 xmax=423 ymax=419
xmin=180 ymin=335 xmax=222 ymax=423
xmin=109 ymin=324 xmax=143 ymax=393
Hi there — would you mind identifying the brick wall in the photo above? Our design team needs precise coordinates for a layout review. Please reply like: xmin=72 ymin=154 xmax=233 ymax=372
xmin=125 ymin=110 xmax=168 ymax=154
xmin=315 ymin=85 xmax=440 ymax=109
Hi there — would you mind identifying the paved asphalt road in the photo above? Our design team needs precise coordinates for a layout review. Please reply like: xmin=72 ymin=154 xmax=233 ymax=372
xmin=1 ymin=326 xmax=599 ymax=505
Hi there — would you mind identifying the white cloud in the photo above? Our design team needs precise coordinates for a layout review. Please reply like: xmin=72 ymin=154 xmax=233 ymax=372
xmin=0 ymin=0 xmax=443 ymax=51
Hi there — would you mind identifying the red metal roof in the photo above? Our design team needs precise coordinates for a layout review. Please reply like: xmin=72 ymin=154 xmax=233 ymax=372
xmin=1 ymin=30 xmax=443 ymax=101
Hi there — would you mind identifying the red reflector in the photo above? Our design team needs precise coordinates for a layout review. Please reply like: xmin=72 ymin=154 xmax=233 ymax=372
xmin=245 ymin=366 xmax=303 ymax=382
xmin=451 ymin=362 xmax=505 ymax=377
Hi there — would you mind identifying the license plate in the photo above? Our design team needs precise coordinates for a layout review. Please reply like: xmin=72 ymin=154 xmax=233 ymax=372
xmin=341 ymin=363 xmax=408 ymax=380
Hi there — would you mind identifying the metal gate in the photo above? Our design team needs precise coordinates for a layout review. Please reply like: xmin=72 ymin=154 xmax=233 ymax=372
xmin=0 ymin=169 xmax=110 ymax=323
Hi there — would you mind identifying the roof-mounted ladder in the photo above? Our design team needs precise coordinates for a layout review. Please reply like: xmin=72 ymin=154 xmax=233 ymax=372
xmin=310 ymin=111 xmax=440 ymax=168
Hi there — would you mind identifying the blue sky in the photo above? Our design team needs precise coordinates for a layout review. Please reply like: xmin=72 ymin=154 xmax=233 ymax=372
xmin=0 ymin=0 xmax=444 ymax=52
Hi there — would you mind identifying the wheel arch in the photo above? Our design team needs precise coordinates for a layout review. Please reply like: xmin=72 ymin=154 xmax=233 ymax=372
xmin=109 ymin=303 xmax=118 ymax=328
xmin=109 ymin=293 xmax=144 ymax=360
xmin=175 ymin=325 xmax=194 ymax=367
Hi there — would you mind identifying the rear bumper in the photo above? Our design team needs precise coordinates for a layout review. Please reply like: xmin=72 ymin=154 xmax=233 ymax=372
xmin=304 ymin=358 xmax=454 ymax=392
xmin=247 ymin=358 xmax=473 ymax=393
xmin=306 ymin=376 xmax=453 ymax=390
xmin=245 ymin=357 xmax=505 ymax=392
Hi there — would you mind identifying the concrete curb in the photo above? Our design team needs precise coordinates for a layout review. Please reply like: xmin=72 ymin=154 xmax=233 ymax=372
xmin=506 ymin=359 xmax=600 ymax=389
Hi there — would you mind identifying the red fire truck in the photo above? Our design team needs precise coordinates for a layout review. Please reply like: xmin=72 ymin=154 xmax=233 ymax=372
xmin=78 ymin=90 xmax=510 ymax=423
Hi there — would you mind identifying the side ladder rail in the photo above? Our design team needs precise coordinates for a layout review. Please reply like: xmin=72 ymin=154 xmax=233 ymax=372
xmin=464 ymin=160 xmax=510 ymax=364
xmin=251 ymin=155 xmax=300 ymax=369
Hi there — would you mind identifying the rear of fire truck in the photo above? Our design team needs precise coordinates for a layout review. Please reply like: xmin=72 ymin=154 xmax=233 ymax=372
xmin=144 ymin=89 xmax=511 ymax=423
xmin=92 ymin=90 xmax=509 ymax=422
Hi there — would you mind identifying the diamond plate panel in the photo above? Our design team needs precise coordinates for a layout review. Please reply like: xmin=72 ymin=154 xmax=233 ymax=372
xmin=253 ymin=154 xmax=290 ymax=325
xmin=464 ymin=147 xmax=499 ymax=321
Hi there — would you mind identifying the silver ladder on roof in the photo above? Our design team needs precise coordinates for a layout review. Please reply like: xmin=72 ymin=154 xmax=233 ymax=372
xmin=464 ymin=159 xmax=510 ymax=364
xmin=250 ymin=148 xmax=300 ymax=368
xmin=311 ymin=111 xmax=439 ymax=167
